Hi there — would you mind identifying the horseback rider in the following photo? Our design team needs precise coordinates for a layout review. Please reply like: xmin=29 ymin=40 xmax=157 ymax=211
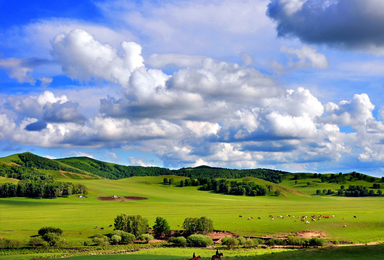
xmin=216 ymin=249 xmax=219 ymax=256
xmin=193 ymin=252 xmax=196 ymax=259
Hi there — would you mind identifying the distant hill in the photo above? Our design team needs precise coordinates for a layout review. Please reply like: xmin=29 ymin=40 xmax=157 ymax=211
xmin=1 ymin=152 xmax=285 ymax=183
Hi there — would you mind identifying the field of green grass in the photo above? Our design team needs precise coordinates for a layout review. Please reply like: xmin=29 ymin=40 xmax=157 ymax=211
xmin=1 ymin=174 xmax=384 ymax=245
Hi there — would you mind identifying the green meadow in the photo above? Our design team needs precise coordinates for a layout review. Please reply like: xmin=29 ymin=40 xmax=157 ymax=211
xmin=1 ymin=174 xmax=384 ymax=243
xmin=1 ymin=153 xmax=384 ymax=259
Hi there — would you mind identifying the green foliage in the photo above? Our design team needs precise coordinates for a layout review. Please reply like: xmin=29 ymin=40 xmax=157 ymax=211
xmin=309 ymin=237 xmax=327 ymax=247
xmin=221 ymin=236 xmax=239 ymax=249
xmin=42 ymin=233 xmax=60 ymax=246
xmin=199 ymin=179 xmax=267 ymax=196
xmin=0 ymin=239 xmax=22 ymax=249
xmin=266 ymin=238 xmax=284 ymax=246
xmin=92 ymin=234 xmax=109 ymax=246
xmin=29 ymin=236 xmax=44 ymax=247
xmin=38 ymin=227 xmax=63 ymax=236
xmin=168 ymin=236 xmax=187 ymax=247
xmin=110 ymin=235 xmax=121 ymax=244
xmin=275 ymin=190 xmax=281 ymax=196
xmin=243 ymin=238 xmax=256 ymax=248
xmin=0 ymin=180 xmax=87 ymax=198
xmin=153 ymin=216 xmax=171 ymax=238
xmin=186 ymin=234 xmax=213 ymax=247
xmin=183 ymin=216 xmax=214 ymax=235
xmin=114 ymin=214 xmax=149 ymax=237
xmin=163 ymin=178 xmax=168 ymax=184
xmin=237 ymin=236 xmax=246 ymax=245
xmin=138 ymin=234 xmax=154 ymax=243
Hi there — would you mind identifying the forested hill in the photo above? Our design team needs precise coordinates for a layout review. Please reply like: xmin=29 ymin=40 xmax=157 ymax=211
xmin=1 ymin=152 xmax=284 ymax=183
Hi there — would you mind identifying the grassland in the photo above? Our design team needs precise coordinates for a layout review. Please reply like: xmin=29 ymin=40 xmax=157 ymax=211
xmin=1 ymin=175 xmax=384 ymax=244
xmin=1 ymin=153 xmax=384 ymax=259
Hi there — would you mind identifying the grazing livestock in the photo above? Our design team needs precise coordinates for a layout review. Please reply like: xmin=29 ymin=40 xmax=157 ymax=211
xmin=95 ymin=226 xmax=97 ymax=229
xmin=251 ymin=217 xmax=254 ymax=219
xmin=294 ymin=220 xmax=297 ymax=222
xmin=100 ymin=227 xmax=104 ymax=230
xmin=258 ymin=217 xmax=261 ymax=219
xmin=343 ymin=218 xmax=345 ymax=220
xmin=312 ymin=218 xmax=316 ymax=221
xmin=248 ymin=217 xmax=252 ymax=220
xmin=301 ymin=218 xmax=305 ymax=222
xmin=306 ymin=221 xmax=310 ymax=224
xmin=354 ymin=216 xmax=357 ymax=218
xmin=343 ymin=225 xmax=347 ymax=228
xmin=269 ymin=215 xmax=273 ymax=217
xmin=324 ymin=216 xmax=329 ymax=219
xmin=109 ymin=225 xmax=113 ymax=227
xmin=318 ymin=217 xmax=321 ymax=220
xmin=271 ymin=217 xmax=275 ymax=220
xmin=239 ymin=215 xmax=242 ymax=218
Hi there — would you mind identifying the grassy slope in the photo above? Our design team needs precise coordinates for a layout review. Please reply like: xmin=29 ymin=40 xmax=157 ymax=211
xmin=1 ymin=175 xmax=384 ymax=244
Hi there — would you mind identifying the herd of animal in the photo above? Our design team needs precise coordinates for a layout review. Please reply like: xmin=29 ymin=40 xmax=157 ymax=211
xmin=239 ymin=214 xmax=356 ymax=226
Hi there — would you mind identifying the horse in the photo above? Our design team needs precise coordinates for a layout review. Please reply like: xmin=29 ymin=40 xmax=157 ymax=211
xmin=212 ymin=253 xmax=223 ymax=259
xmin=190 ymin=256 xmax=201 ymax=260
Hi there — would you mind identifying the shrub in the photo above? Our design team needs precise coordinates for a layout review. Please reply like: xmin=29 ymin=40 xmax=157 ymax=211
xmin=111 ymin=235 xmax=122 ymax=245
xmin=83 ymin=240 xmax=92 ymax=246
xmin=121 ymin=232 xmax=135 ymax=243
xmin=42 ymin=233 xmax=60 ymax=246
xmin=331 ymin=240 xmax=339 ymax=245
xmin=309 ymin=237 xmax=327 ymax=247
xmin=183 ymin=216 xmax=214 ymax=235
xmin=237 ymin=236 xmax=246 ymax=245
xmin=29 ymin=237 xmax=44 ymax=247
xmin=187 ymin=234 xmax=213 ymax=247
xmin=92 ymin=235 xmax=109 ymax=246
xmin=139 ymin=234 xmax=154 ymax=243
xmin=221 ymin=236 xmax=238 ymax=249
xmin=244 ymin=239 xmax=255 ymax=248
xmin=168 ymin=236 xmax=187 ymax=247
xmin=153 ymin=216 xmax=171 ymax=238
xmin=266 ymin=238 xmax=283 ymax=246
xmin=275 ymin=190 xmax=281 ymax=196
xmin=38 ymin=227 xmax=63 ymax=236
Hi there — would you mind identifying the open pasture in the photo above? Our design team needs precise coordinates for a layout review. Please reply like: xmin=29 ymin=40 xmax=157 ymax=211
xmin=1 ymin=175 xmax=384 ymax=244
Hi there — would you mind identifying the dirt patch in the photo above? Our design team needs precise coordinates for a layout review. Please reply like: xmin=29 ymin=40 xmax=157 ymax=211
xmin=124 ymin=196 xmax=148 ymax=200
xmin=295 ymin=231 xmax=327 ymax=239
xmin=60 ymin=170 xmax=92 ymax=179
xmin=98 ymin=196 xmax=124 ymax=201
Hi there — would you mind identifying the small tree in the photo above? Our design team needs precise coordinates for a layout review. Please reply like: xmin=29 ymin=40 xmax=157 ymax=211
xmin=341 ymin=185 xmax=345 ymax=190
xmin=38 ymin=227 xmax=63 ymax=237
xmin=197 ymin=216 xmax=214 ymax=235
xmin=307 ymin=182 xmax=310 ymax=186
xmin=187 ymin=234 xmax=212 ymax=247
xmin=275 ymin=190 xmax=281 ymax=196
xmin=139 ymin=234 xmax=154 ymax=243
xmin=169 ymin=178 xmax=174 ymax=185
xmin=110 ymin=235 xmax=121 ymax=245
xmin=163 ymin=178 xmax=168 ymax=184
xmin=42 ymin=233 xmax=60 ymax=246
xmin=183 ymin=217 xmax=199 ymax=234
xmin=114 ymin=214 xmax=149 ymax=238
xmin=168 ymin=236 xmax=187 ymax=247
xmin=153 ymin=216 xmax=171 ymax=238
xmin=180 ymin=180 xmax=184 ymax=187
xmin=222 ymin=236 xmax=238 ymax=249
xmin=316 ymin=190 xmax=321 ymax=195
xmin=378 ymin=190 xmax=382 ymax=196
xmin=327 ymin=189 xmax=333 ymax=195
xmin=295 ymin=180 xmax=298 ymax=185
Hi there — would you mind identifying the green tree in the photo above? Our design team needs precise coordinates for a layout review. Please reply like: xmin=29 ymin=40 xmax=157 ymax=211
xmin=114 ymin=214 xmax=149 ymax=237
xmin=163 ymin=178 xmax=168 ymax=184
xmin=316 ymin=190 xmax=321 ymax=195
xmin=169 ymin=178 xmax=174 ymax=185
xmin=183 ymin=217 xmax=199 ymax=234
xmin=153 ymin=216 xmax=171 ymax=238
xmin=110 ymin=235 xmax=121 ymax=245
xmin=197 ymin=216 xmax=214 ymax=235
xmin=275 ymin=190 xmax=281 ymax=196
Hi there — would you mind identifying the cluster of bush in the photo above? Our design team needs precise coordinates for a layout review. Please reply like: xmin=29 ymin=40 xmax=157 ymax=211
xmin=343 ymin=185 xmax=382 ymax=197
xmin=316 ymin=189 xmax=334 ymax=195
xmin=28 ymin=227 xmax=64 ymax=248
xmin=221 ymin=236 xmax=264 ymax=249
xmin=98 ymin=215 xmax=214 ymax=247
xmin=0 ymin=180 xmax=87 ymax=198
xmin=198 ymin=179 xmax=267 ymax=196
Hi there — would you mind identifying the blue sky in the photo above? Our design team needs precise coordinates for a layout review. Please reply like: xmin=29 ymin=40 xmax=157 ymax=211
xmin=0 ymin=0 xmax=383 ymax=176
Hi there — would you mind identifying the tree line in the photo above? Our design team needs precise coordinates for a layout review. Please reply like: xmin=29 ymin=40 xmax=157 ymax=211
xmin=198 ymin=179 xmax=268 ymax=196
xmin=0 ymin=180 xmax=87 ymax=198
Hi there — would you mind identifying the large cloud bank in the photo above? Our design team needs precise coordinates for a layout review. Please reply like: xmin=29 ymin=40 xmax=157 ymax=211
xmin=267 ymin=0 xmax=384 ymax=53
xmin=1 ymin=29 xmax=384 ymax=171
